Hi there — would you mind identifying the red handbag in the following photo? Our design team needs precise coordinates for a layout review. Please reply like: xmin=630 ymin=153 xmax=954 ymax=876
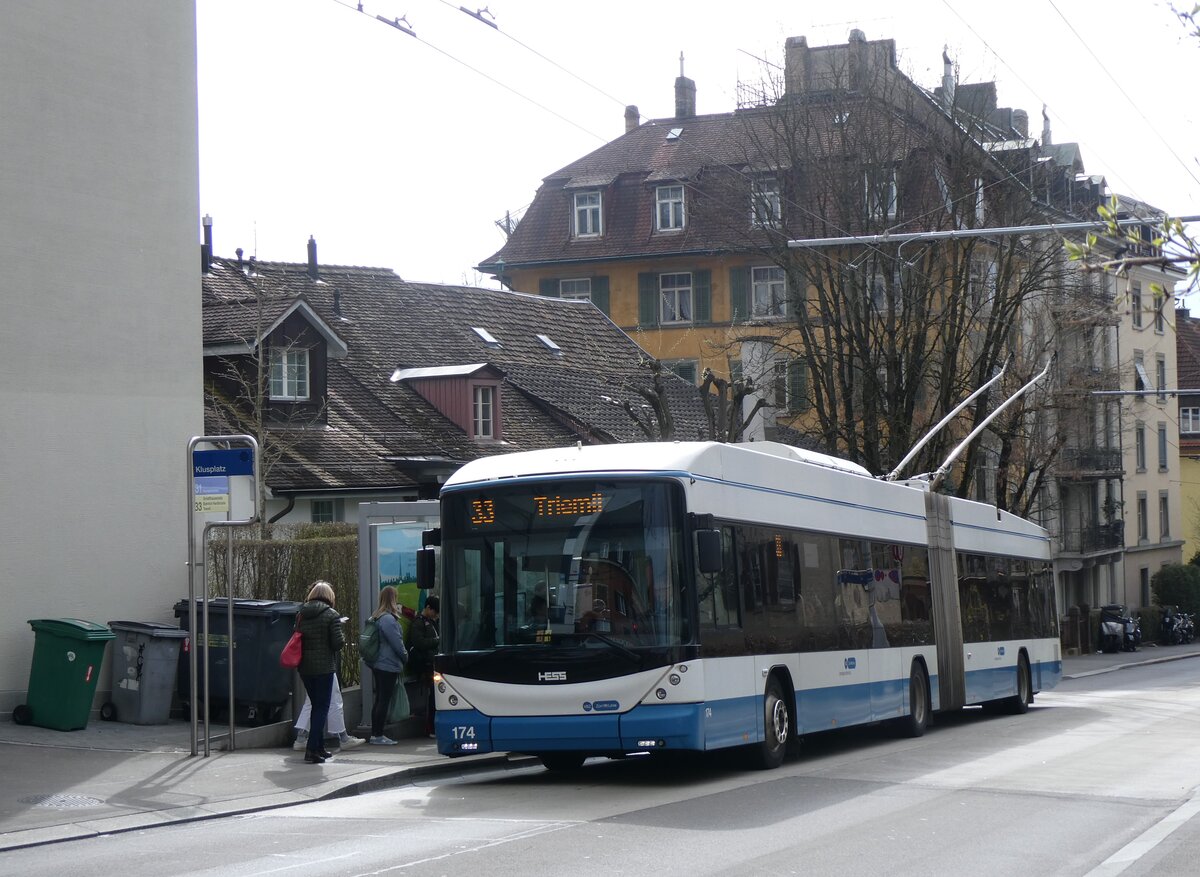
xmin=280 ymin=626 xmax=302 ymax=669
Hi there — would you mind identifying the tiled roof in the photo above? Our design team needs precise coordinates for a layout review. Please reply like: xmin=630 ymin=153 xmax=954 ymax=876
xmin=202 ymin=257 xmax=708 ymax=493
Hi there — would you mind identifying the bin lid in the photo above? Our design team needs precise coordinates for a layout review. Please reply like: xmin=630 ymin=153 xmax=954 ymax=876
xmin=173 ymin=598 xmax=302 ymax=617
xmin=107 ymin=620 xmax=190 ymax=638
xmin=29 ymin=618 xmax=117 ymax=641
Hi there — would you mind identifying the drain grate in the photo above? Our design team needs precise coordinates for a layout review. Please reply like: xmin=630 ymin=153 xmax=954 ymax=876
xmin=20 ymin=794 xmax=105 ymax=809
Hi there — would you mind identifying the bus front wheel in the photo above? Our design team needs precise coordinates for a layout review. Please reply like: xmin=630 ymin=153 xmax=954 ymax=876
xmin=1005 ymin=655 xmax=1032 ymax=715
xmin=748 ymin=678 xmax=790 ymax=770
xmin=540 ymin=752 xmax=586 ymax=772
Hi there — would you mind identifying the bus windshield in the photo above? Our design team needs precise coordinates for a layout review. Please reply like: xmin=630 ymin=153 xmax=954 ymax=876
xmin=441 ymin=479 xmax=686 ymax=652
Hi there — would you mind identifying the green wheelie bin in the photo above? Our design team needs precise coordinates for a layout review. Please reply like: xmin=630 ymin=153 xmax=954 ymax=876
xmin=13 ymin=619 xmax=116 ymax=731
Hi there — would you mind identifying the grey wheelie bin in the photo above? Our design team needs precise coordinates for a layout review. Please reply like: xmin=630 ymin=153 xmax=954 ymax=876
xmin=13 ymin=619 xmax=115 ymax=731
xmin=103 ymin=621 xmax=189 ymax=724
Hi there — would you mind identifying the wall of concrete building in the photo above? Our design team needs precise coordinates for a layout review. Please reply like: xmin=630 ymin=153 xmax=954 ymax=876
xmin=0 ymin=2 xmax=202 ymax=713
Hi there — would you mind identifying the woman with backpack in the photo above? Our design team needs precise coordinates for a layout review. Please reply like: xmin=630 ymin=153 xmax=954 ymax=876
xmin=365 ymin=585 xmax=408 ymax=745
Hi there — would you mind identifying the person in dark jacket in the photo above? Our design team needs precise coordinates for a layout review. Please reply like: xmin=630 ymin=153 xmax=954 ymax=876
xmin=406 ymin=594 xmax=440 ymax=735
xmin=296 ymin=580 xmax=346 ymax=764
xmin=366 ymin=585 xmax=408 ymax=745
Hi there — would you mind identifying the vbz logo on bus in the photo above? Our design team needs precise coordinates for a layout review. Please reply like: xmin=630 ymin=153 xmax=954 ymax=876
xmin=844 ymin=657 xmax=857 ymax=670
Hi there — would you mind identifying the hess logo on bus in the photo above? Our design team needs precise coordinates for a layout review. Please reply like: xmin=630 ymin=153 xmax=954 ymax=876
xmin=538 ymin=671 xmax=567 ymax=682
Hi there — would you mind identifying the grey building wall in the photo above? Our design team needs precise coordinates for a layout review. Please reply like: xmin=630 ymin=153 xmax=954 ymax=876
xmin=0 ymin=2 xmax=202 ymax=712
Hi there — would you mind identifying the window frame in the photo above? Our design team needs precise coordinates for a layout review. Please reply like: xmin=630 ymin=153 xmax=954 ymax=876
xmin=1131 ymin=281 xmax=1143 ymax=329
xmin=750 ymin=265 xmax=787 ymax=318
xmin=1137 ymin=492 xmax=1148 ymax=543
xmin=863 ymin=167 xmax=898 ymax=222
xmin=1158 ymin=422 xmax=1168 ymax=471
xmin=1156 ymin=355 xmax=1167 ymax=402
xmin=659 ymin=272 xmax=694 ymax=324
xmin=656 ymin=185 xmax=686 ymax=231
xmin=1135 ymin=422 xmax=1146 ymax=471
xmin=1181 ymin=407 xmax=1200 ymax=434
xmin=572 ymin=190 xmax=602 ymax=238
xmin=472 ymin=384 xmax=496 ymax=440
xmin=751 ymin=176 xmax=781 ymax=228
xmin=269 ymin=347 xmax=310 ymax=401
xmin=559 ymin=278 xmax=592 ymax=301
xmin=1159 ymin=491 xmax=1170 ymax=539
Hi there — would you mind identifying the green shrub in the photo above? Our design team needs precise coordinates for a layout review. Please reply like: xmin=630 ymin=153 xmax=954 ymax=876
xmin=1151 ymin=564 xmax=1200 ymax=616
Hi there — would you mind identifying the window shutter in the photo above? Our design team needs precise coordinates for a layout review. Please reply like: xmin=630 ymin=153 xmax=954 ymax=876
xmin=539 ymin=278 xmax=559 ymax=297
xmin=591 ymin=276 xmax=610 ymax=316
xmin=787 ymin=359 xmax=808 ymax=411
xmin=693 ymin=269 xmax=711 ymax=324
xmin=638 ymin=273 xmax=659 ymax=327
xmin=729 ymin=267 xmax=749 ymax=322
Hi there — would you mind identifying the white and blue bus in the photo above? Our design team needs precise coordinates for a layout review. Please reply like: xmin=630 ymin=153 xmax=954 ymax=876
xmin=423 ymin=441 xmax=1061 ymax=770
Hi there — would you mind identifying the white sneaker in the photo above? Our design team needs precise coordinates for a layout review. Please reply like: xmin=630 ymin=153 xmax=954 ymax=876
xmin=339 ymin=734 xmax=364 ymax=748
xmin=368 ymin=735 xmax=398 ymax=745
xmin=292 ymin=733 xmax=308 ymax=751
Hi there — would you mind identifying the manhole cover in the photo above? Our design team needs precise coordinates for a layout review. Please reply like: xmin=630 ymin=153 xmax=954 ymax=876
xmin=19 ymin=794 xmax=105 ymax=809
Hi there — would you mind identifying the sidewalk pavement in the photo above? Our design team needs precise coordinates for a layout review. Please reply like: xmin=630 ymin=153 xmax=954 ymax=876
xmin=4 ymin=641 xmax=1199 ymax=853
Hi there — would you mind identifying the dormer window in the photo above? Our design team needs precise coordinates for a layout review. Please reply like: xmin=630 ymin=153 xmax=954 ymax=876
xmin=573 ymin=190 xmax=602 ymax=237
xmin=269 ymin=348 xmax=309 ymax=400
xmin=751 ymin=177 xmax=781 ymax=227
xmin=473 ymin=385 xmax=495 ymax=439
xmin=656 ymin=185 xmax=685 ymax=231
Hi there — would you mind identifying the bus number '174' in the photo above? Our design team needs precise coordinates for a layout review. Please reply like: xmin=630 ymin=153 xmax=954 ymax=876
xmin=452 ymin=726 xmax=476 ymax=740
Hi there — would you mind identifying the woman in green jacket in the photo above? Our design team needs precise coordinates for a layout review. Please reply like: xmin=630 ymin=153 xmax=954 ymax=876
xmin=296 ymin=580 xmax=346 ymax=764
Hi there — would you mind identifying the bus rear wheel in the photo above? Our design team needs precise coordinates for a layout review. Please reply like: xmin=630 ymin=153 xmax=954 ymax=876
xmin=1005 ymin=655 xmax=1032 ymax=715
xmin=896 ymin=663 xmax=929 ymax=738
xmin=748 ymin=678 xmax=789 ymax=770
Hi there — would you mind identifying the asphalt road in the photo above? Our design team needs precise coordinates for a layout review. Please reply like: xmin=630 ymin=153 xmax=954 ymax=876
xmin=8 ymin=661 xmax=1200 ymax=877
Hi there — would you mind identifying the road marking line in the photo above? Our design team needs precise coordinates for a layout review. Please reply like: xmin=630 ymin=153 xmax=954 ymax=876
xmin=1083 ymin=788 xmax=1200 ymax=876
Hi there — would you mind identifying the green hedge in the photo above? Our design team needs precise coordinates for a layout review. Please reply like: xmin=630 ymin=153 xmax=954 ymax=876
xmin=206 ymin=523 xmax=362 ymax=685
xmin=1152 ymin=563 xmax=1200 ymax=616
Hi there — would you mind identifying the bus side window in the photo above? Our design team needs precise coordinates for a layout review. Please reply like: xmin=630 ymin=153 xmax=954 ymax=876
xmin=696 ymin=527 xmax=738 ymax=629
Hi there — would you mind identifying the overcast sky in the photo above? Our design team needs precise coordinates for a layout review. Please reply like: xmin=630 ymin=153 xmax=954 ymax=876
xmin=197 ymin=0 xmax=1200 ymax=292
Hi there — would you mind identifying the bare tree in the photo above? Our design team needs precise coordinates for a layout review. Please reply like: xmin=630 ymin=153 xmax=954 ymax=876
xmin=686 ymin=46 xmax=1089 ymax=510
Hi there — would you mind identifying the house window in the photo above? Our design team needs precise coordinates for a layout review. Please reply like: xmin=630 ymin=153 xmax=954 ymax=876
xmin=1135 ymin=422 xmax=1146 ymax=470
xmin=311 ymin=499 xmax=343 ymax=523
xmin=1158 ymin=423 xmax=1168 ymax=471
xmin=560 ymin=278 xmax=592 ymax=301
xmin=1134 ymin=352 xmax=1149 ymax=392
xmin=863 ymin=168 xmax=898 ymax=221
xmin=1155 ymin=294 xmax=1166 ymax=334
xmin=1157 ymin=355 xmax=1167 ymax=401
xmin=969 ymin=259 xmax=997 ymax=310
xmin=1131 ymin=281 xmax=1143 ymax=328
xmin=751 ymin=266 xmax=787 ymax=318
xmin=656 ymin=185 xmax=685 ymax=231
xmin=751 ymin=177 xmax=781 ymax=227
xmin=269 ymin=348 xmax=309 ymax=400
xmin=1160 ymin=491 xmax=1170 ymax=539
xmin=1140 ymin=568 xmax=1151 ymax=606
xmin=668 ymin=360 xmax=698 ymax=384
xmin=1137 ymin=493 xmax=1148 ymax=542
xmin=573 ymin=191 xmax=602 ymax=237
xmin=473 ymin=385 xmax=495 ymax=439
xmin=772 ymin=358 xmax=807 ymax=411
xmin=659 ymin=273 xmax=693 ymax=323
xmin=973 ymin=177 xmax=986 ymax=226
xmin=1181 ymin=407 xmax=1200 ymax=433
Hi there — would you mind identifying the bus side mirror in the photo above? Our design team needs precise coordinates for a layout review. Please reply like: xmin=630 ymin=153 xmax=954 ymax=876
xmin=696 ymin=529 xmax=722 ymax=574
xmin=416 ymin=547 xmax=436 ymax=589
xmin=422 ymin=527 xmax=441 ymax=547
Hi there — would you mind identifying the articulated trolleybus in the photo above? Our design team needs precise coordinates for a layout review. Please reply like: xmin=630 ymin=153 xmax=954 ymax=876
xmin=422 ymin=440 xmax=1061 ymax=770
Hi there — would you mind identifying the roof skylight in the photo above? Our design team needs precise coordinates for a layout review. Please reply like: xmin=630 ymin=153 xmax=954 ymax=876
xmin=666 ymin=127 xmax=683 ymax=141
xmin=471 ymin=326 xmax=500 ymax=347
xmin=536 ymin=333 xmax=562 ymax=354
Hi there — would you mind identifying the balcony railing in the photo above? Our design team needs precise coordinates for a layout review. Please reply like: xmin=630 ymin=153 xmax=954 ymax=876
xmin=1057 ymin=446 xmax=1123 ymax=476
xmin=1058 ymin=521 xmax=1124 ymax=554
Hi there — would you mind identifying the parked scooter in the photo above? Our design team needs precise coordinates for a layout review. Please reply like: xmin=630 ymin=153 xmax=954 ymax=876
xmin=1160 ymin=606 xmax=1194 ymax=645
xmin=1099 ymin=604 xmax=1126 ymax=654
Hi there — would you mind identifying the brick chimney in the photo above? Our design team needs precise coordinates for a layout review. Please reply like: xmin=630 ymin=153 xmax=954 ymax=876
xmin=625 ymin=104 xmax=640 ymax=133
xmin=201 ymin=214 xmax=212 ymax=273
xmin=674 ymin=52 xmax=695 ymax=119
xmin=307 ymin=235 xmax=318 ymax=280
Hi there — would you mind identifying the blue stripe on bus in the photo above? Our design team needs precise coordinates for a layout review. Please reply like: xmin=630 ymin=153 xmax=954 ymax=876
xmin=435 ymin=659 xmax=1064 ymax=757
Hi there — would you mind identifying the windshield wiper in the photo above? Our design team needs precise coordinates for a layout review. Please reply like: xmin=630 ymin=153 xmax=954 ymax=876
xmin=574 ymin=631 xmax=640 ymax=662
